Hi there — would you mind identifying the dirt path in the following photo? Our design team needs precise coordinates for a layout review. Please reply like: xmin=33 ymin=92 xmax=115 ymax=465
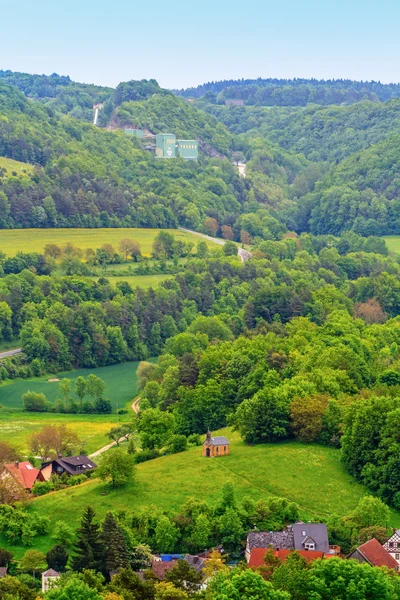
xmin=132 ymin=397 xmax=141 ymax=413
xmin=178 ymin=227 xmax=252 ymax=262
xmin=0 ymin=348 xmax=22 ymax=359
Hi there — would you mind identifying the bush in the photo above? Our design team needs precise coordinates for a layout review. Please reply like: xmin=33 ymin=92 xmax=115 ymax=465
xmin=22 ymin=391 xmax=48 ymax=412
xmin=187 ymin=433 xmax=201 ymax=446
xmin=32 ymin=481 xmax=53 ymax=496
xmin=134 ymin=449 xmax=160 ymax=464
xmin=169 ymin=434 xmax=188 ymax=454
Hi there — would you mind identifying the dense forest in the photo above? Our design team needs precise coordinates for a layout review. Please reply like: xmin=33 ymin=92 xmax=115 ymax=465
xmin=176 ymin=77 xmax=400 ymax=105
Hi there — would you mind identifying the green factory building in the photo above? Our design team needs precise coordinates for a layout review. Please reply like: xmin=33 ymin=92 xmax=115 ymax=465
xmin=125 ymin=128 xmax=144 ymax=138
xmin=156 ymin=133 xmax=198 ymax=160
xmin=156 ymin=133 xmax=177 ymax=158
xmin=177 ymin=139 xmax=199 ymax=160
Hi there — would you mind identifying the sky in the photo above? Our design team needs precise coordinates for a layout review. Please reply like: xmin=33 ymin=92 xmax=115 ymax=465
xmin=1 ymin=0 xmax=400 ymax=89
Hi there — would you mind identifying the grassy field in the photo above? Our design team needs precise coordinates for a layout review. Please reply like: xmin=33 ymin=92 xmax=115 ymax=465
xmin=0 ymin=361 xmax=140 ymax=411
xmin=91 ymin=274 xmax=174 ymax=289
xmin=0 ymin=413 xmax=117 ymax=455
xmin=7 ymin=428 xmax=397 ymax=557
xmin=383 ymin=236 xmax=400 ymax=254
xmin=0 ymin=157 xmax=34 ymax=178
xmin=0 ymin=228 xmax=219 ymax=257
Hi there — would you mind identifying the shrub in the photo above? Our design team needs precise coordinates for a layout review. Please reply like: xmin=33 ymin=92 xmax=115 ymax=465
xmin=169 ymin=434 xmax=188 ymax=454
xmin=32 ymin=481 xmax=53 ymax=496
xmin=134 ymin=449 xmax=160 ymax=464
xmin=22 ymin=391 xmax=48 ymax=412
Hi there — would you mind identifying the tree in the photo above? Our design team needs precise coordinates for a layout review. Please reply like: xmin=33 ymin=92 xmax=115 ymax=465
xmin=234 ymin=389 xmax=290 ymax=444
xmin=98 ymin=449 xmax=136 ymax=488
xmin=290 ymin=394 xmax=329 ymax=442
xmin=189 ymin=513 xmax=212 ymax=551
xmin=130 ymin=544 xmax=152 ymax=570
xmin=165 ymin=559 xmax=203 ymax=594
xmin=46 ymin=578 xmax=103 ymax=600
xmin=187 ymin=315 xmax=233 ymax=341
xmin=240 ymin=230 xmax=252 ymax=245
xmin=22 ymin=391 xmax=47 ymax=412
xmin=0 ymin=548 xmax=13 ymax=567
xmin=106 ymin=424 xmax=133 ymax=446
xmin=59 ymin=378 xmax=71 ymax=411
xmin=196 ymin=241 xmax=208 ymax=258
xmin=72 ymin=506 xmax=103 ymax=572
xmin=155 ymin=582 xmax=188 ymax=600
xmin=350 ymin=496 xmax=390 ymax=529
xmin=0 ymin=576 xmax=36 ymax=600
xmin=204 ymin=218 xmax=219 ymax=237
xmin=101 ymin=512 xmax=130 ymax=575
xmin=223 ymin=240 xmax=238 ymax=256
xmin=19 ymin=549 xmax=46 ymax=577
xmin=0 ymin=441 xmax=19 ymax=465
xmin=155 ymin=516 xmax=179 ymax=553
xmin=119 ymin=239 xmax=141 ymax=262
xmin=86 ymin=374 xmax=106 ymax=402
xmin=46 ymin=544 xmax=69 ymax=572
xmin=52 ymin=521 xmax=75 ymax=547
xmin=208 ymin=568 xmax=289 ymax=600
xmin=153 ymin=231 xmax=175 ymax=259
xmin=44 ymin=244 xmax=62 ymax=259
xmin=221 ymin=225 xmax=234 ymax=240
xmin=75 ymin=376 xmax=87 ymax=411
xmin=218 ymin=508 xmax=243 ymax=553
xmin=29 ymin=424 xmax=82 ymax=460
xmin=137 ymin=408 xmax=175 ymax=450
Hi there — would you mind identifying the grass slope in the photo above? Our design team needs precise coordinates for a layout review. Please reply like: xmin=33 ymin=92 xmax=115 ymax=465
xmin=0 ymin=362 xmax=140 ymax=410
xmin=11 ymin=429 xmax=398 ymax=558
xmin=0 ymin=228 xmax=218 ymax=257
xmin=383 ymin=236 xmax=400 ymax=254
xmin=91 ymin=274 xmax=174 ymax=289
xmin=0 ymin=157 xmax=34 ymax=177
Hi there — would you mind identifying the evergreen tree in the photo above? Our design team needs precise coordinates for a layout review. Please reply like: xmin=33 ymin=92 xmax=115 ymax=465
xmin=72 ymin=506 xmax=103 ymax=572
xmin=46 ymin=544 xmax=68 ymax=572
xmin=101 ymin=512 xmax=130 ymax=576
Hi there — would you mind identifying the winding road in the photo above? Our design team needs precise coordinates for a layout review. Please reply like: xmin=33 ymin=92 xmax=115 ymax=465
xmin=178 ymin=227 xmax=252 ymax=262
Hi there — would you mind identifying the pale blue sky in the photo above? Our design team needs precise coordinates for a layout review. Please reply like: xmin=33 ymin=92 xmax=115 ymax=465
xmin=1 ymin=0 xmax=399 ymax=89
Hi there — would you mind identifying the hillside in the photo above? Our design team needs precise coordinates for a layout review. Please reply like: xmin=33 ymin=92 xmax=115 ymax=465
xmin=5 ymin=429 xmax=397 ymax=558
xmin=299 ymin=134 xmax=400 ymax=235
xmin=176 ymin=77 xmax=400 ymax=105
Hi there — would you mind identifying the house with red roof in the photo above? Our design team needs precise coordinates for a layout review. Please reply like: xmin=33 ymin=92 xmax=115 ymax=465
xmin=2 ymin=461 xmax=44 ymax=491
xmin=347 ymin=538 xmax=399 ymax=571
xmin=249 ymin=548 xmax=328 ymax=569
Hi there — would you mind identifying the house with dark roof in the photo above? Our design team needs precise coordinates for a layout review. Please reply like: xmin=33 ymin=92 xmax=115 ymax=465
xmin=2 ymin=461 xmax=44 ymax=491
xmin=348 ymin=538 xmax=399 ymax=571
xmin=245 ymin=523 xmax=331 ymax=562
xmin=291 ymin=523 xmax=330 ymax=553
xmin=202 ymin=431 xmax=230 ymax=457
xmin=41 ymin=455 xmax=97 ymax=478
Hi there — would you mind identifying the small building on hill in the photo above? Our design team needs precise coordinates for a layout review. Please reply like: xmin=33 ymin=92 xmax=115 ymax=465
xmin=202 ymin=431 xmax=230 ymax=457
xmin=2 ymin=461 xmax=44 ymax=491
xmin=348 ymin=538 xmax=399 ymax=571
xmin=42 ymin=569 xmax=60 ymax=593
xmin=41 ymin=455 xmax=97 ymax=479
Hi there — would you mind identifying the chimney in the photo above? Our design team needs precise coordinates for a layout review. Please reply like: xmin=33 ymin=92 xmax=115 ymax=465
xmin=58 ymin=454 xmax=62 ymax=459
xmin=14 ymin=461 xmax=19 ymax=468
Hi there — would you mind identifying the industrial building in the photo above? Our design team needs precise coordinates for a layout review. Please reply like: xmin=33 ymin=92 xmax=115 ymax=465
xmin=156 ymin=133 xmax=198 ymax=160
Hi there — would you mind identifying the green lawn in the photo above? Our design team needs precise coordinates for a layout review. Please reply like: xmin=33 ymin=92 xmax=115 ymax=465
xmin=0 ymin=362 xmax=140 ymax=411
xmin=9 ymin=428 xmax=398 ymax=558
xmin=0 ymin=228 xmax=219 ymax=257
xmin=0 ymin=157 xmax=34 ymax=178
xmin=91 ymin=274 xmax=174 ymax=289
xmin=383 ymin=236 xmax=400 ymax=254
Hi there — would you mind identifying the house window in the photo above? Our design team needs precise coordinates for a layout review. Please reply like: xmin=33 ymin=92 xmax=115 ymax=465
xmin=224 ymin=446 xmax=227 ymax=453
xmin=302 ymin=530 xmax=306 ymax=536
xmin=305 ymin=543 xmax=315 ymax=550
xmin=56 ymin=466 xmax=63 ymax=473
xmin=390 ymin=542 xmax=394 ymax=548
xmin=216 ymin=446 xmax=219 ymax=453
xmin=396 ymin=554 xmax=399 ymax=560
xmin=397 ymin=543 xmax=400 ymax=548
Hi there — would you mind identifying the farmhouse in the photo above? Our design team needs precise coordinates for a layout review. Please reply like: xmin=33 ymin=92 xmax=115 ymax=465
xmin=202 ymin=430 xmax=230 ymax=457
xmin=2 ymin=461 xmax=44 ymax=491
xmin=348 ymin=538 xmax=399 ymax=570
xmin=383 ymin=529 xmax=400 ymax=565
xmin=42 ymin=568 xmax=60 ymax=593
xmin=41 ymin=455 xmax=97 ymax=479
xmin=245 ymin=522 xmax=331 ymax=562
xmin=249 ymin=548 xmax=328 ymax=568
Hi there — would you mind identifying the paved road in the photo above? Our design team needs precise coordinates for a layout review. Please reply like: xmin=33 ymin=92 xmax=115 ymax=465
xmin=0 ymin=348 xmax=22 ymax=359
xmin=178 ymin=227 xmax=252 ymax=262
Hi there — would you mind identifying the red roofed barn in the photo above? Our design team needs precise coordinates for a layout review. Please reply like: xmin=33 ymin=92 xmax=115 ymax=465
xmin=348 ymin=538 xmax=399 ymax=570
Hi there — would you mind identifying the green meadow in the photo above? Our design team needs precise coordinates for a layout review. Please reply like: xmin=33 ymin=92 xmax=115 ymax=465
xmin=0 ymin=157 xmax=34 ymax=178
xmin=0 ymin=227 xmax=218 ymax=257
xmin=3 ymin=428 xmax=396 ymax=558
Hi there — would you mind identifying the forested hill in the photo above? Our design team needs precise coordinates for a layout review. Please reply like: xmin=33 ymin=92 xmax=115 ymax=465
xmin=0 ymin=82 xmax=250 ymax=229
xmin=176 ymin=77 xmax=400 ymax=105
